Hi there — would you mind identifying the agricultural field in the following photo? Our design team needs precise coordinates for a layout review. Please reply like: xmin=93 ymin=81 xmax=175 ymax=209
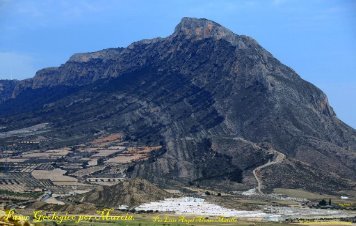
xmin=31 ymin=168 xmax=85 ymax=186
xmin=274 ymin=188 xmax=356 ymax=205
xmin=105 ymin=146 xmax=162 ymax=164
xmin=21 ymin=148 xmax=70 ymax=159
xmin=1 ymin=132 xmax=355 ymax=226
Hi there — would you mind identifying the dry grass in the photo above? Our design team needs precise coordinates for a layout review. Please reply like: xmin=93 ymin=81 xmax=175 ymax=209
xmin=31 ymin=168 xmax=77 ymax=183
xmin=274 ymin=188 xmax=336 ymax=200
xmin=92 ymin=149 xmax=122 ymax=157
xmin=105 ymin=146 xmax=162 ymax=164
xmin=274 ymin=188 xmax=356 ymax=205
xmin=91 ymin=133 xmax=123 ymax=145
xmin=71 ymin=165 xmax=106 ymax=177
xmin=127 ymin=146 xmax=161 ymax=153
xmin=0 ymin=158 xmax=28 ymax=162
xmin=105 ymin=154 xmax=142 ymax=163
xmin=21 ymin=148 xmax=70 ymax=158
xmin=292 ymin=222 xmax=353 ymax=226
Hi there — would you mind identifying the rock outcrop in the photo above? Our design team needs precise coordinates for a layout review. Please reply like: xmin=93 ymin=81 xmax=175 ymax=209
xmin=80 ymin=178 xmax=171 ymax=207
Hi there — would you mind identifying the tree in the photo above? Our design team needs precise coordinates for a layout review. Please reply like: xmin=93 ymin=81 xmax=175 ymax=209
xmin=319 ymin=199 xmax=327 ymax=206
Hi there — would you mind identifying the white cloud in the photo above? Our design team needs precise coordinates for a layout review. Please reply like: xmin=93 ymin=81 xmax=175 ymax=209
xmin=0 ymin=52 xmax=36 ymax=79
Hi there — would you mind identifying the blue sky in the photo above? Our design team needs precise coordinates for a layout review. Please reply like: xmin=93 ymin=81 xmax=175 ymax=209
xmin=0 ymin=0 xmax=355 ymax=128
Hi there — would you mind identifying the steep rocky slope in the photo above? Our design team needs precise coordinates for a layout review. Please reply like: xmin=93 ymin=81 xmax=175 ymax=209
xmin=0 ymin=17 xmax=355 ymax=193
xmin=0 ymin=80 xmax=19 ymax=103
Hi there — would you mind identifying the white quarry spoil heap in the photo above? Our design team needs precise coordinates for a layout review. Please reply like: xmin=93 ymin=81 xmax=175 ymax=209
xmin=134 ymin=197 xmax=356 ymax=222
xmin=134 ymin=197 xmax=268 ymax=218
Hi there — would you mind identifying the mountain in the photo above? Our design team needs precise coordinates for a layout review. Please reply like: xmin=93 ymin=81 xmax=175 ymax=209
xmin=0 ymin=17 xmax=355 ymax=194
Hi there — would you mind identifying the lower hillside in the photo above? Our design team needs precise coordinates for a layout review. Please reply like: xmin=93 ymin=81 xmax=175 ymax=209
xmin=78 ymin=178 xmax=172 ymax=207
xmin=261 ymin=159 xmax=356 ymax=194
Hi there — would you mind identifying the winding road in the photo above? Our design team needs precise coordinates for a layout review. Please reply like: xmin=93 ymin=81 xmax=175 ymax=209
xmin=253 ymin=150 xmax=286 ymax=194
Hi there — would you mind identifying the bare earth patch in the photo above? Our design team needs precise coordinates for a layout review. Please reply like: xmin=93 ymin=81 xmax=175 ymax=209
xmin=31 ymin=168 xmax=81 ymax=186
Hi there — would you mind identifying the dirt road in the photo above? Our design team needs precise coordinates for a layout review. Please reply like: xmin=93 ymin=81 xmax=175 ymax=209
xmin=253 ymin=150 xmax=285 ymax=194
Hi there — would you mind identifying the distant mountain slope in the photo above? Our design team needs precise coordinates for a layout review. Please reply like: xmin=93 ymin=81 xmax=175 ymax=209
xmin=0 ymin=80 xmax=19 ymax=103
xmin=0 ymin=17 xmax=355 ymax=193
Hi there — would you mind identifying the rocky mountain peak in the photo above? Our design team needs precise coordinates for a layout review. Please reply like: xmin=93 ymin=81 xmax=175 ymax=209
xmin=173 ymin=17 xmax=238 ymax=42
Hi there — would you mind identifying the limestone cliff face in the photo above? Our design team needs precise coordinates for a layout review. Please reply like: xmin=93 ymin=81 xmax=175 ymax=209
xmin=0 ymin=80 xmax=18 ymax=103
xmin=0 ymin=17 xmax=355 ymax=193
